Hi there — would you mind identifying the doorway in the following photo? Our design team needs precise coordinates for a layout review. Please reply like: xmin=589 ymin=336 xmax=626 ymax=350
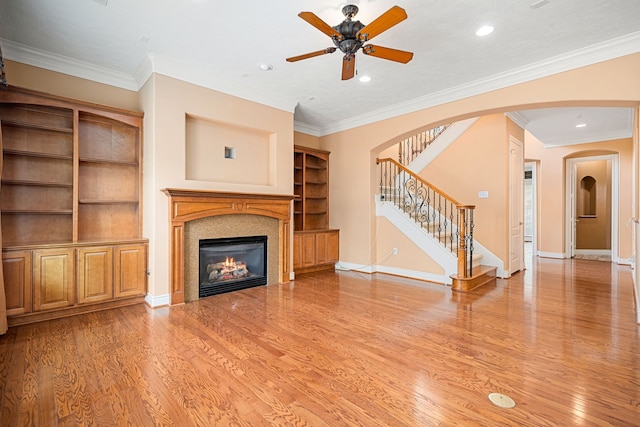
xmin=565 ymin=155 xmax=618 ymax=261
xmin=524 ymin=161 xmax=537 ymax=264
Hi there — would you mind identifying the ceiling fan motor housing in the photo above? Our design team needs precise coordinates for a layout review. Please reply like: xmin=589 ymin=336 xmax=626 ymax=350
xmin=333 ymin=19 xmax=365 ymax=54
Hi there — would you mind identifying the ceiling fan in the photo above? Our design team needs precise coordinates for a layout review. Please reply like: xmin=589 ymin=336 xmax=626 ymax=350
xmin=286 ymin=5 xmax=414 ymax=80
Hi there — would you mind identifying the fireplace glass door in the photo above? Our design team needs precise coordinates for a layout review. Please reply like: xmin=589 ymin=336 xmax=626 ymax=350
xmin=199 ymin=235 xmax=267 ymax=297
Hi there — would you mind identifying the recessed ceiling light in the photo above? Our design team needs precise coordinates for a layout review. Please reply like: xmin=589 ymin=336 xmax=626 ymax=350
xmin=476 ymin=25 xmax=494 ymax=37
xmin=576 ymin=123 xmax=587 ymax=128
xmin=359 ymin=75 xmax=371 ymax=83
xmin=258 ymin=63 xmax=273 ymax=71
xmin=530 ymin=0 xmax=549 ymax=9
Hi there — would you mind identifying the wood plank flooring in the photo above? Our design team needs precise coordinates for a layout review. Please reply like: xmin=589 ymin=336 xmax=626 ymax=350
xmin=0 ymin=256 xmax=638 ymax=426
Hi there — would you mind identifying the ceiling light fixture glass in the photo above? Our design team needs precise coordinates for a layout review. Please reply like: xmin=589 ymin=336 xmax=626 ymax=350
xmin=258 ymin=63 xmax=273 ymax=71
xmin=359 ymin=75 xmax=371 ymax=83
xmin=476 ymin=25 xmax=494 ymax=37
xmin=576 ymin=123 xmax=587 ymax=128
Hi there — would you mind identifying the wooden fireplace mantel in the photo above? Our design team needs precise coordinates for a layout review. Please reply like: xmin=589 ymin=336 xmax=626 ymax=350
xmin=162 ymin=188 xmax=295 ymax=305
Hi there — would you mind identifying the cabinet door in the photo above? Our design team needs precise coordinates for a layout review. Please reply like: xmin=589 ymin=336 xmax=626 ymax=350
xmin=301 ymin=234 xmax=316 ymax=267
xmin=114 ymin=244 xmax=147 ymax=298
xmin=315 ymin=230 xmax=339 ymax=265
xmin=2 ymin=250 xmax=32 ymax=316
xmin=77 ymin=246 xmax=113 ymax=304
xmin=33 ymin=248 xmax=75 ymax=311
xmin=293 ymin=234 xmax=302 ymax=270
xmin=326 ymin=230 xmax=339 ymax=263
xmin=315 ymin=232 xmax=329 ymax=265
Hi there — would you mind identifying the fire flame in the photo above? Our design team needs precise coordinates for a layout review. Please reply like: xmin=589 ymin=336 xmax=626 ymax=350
xmin=225 ymin=257 xmax=236 ymax=269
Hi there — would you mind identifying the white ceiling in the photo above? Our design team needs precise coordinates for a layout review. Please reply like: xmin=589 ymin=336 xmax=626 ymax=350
xmin=1 ymin=0 xmax=639 ymax=143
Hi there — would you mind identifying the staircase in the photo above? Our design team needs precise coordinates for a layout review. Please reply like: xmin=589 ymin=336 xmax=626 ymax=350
xmin=377 ymin=147 xmax=498 ymax=291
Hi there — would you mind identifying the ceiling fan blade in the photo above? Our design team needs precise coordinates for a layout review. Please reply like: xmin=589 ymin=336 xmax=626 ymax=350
xmin=286 ymin=48 xmax=337 ymax=62
xmin=357 ymin=6 xmax=407 ymax=41
xmin=362 ymin=45 xmax=414 ymax=63
xmin=341 ymin=55 xmax=356 ymax=80
xmin=298 ymin=11 xmax=344 ymax=40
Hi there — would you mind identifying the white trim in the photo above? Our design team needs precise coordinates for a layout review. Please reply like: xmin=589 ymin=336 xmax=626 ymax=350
xmin=145 ymin=293 xmax=171 ymax=308
xmin=538 ymin=251 xmax=565 ymax=259
xmin=4 ymin=31 xmax=640 ymax=136
xmin=1 ymin=39 xmax=138 ymax=90
xmin=565 ymin=154 xmax=619 ymax=262
xmin=317 ymin=31 xmax=640 ymax=136
xmin=335 ymin=262 xmax=449 ymax=285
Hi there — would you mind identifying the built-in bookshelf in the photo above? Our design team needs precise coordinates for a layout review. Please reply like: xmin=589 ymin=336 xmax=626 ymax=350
xmin=0 ymin=87 xmax=147 ymax=325
xmin=293 ymin=145 xmax=339 ymax=274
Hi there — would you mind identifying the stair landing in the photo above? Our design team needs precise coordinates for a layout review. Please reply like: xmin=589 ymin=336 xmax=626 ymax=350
xmin=450 ymin=265 xmax=497 ymax=292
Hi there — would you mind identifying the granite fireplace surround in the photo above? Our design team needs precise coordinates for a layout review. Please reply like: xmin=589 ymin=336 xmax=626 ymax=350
xmin=162 ymin=189 xmax=295 ymax=305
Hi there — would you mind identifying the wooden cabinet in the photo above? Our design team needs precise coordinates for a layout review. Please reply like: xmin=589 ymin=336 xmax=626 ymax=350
xmin=293 ymin=229 xmax=339 ymax=274
xmin=33 ymin=248 xmax=75 ymax=312
xmin=293 ymin=145 xmax=339 ymax=275
xmin=114 ymin=243 xmax=147 ymax=298
xmin=0 ymin=87 xmax=147 ymax=325
xmin=2 ymin=250 xmax=32 ymax=316
xmin=77 ymin=246 xmax=113 ymax=305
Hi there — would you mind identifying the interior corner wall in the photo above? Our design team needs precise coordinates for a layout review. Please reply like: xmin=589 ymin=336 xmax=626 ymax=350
xmin=294 ymin=131 xmax=321 ymax=149
xmin=143 ymin=74 xmax=294 ymax=302
xmin=320 ymin=53 xmax=640 ymax=274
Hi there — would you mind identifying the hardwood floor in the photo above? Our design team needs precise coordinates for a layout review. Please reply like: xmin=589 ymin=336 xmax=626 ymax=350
xmin=1 ymin=256 xmax=638 ymax=426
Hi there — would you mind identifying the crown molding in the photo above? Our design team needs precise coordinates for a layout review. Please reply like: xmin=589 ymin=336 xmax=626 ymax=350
xmin=1 ymin=39 xmax=138 ymax=91
xmin=142 ymin=53 xmax=298 ymax=114
xmin=3 ymin=30 xmax=640 ymax=133
xmin=293 ymin=120 xmax=322 ymax=136
xmin=315 ymin=31 xmax=640 ymax=136
xmin=543 ymin=129 xmax=633 ymax=147
xmin=1 ymin=40 xmax=298 ymax=114
xmin=505 ymin=111 xmax=530 ymax=130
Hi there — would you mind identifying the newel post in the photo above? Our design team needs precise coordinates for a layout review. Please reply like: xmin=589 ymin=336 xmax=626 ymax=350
xmin=457 ymin=207 xmax=468 ymax=278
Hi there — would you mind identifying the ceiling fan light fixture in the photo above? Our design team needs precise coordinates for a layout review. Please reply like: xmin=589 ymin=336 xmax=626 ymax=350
xmin=476 ymin=25 xmax=494 ymax=37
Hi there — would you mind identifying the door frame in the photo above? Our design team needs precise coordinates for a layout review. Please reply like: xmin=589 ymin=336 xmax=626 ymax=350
xmin=524 ymin=161 xmax=538 ymax=258
xmin=509 ymin=136 xmax=524 ymax=274
xmin=564 ymin=154 xmax=619 ymax=261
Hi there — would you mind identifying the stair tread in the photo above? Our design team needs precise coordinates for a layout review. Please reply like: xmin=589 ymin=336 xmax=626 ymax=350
xmin=449 ymin=265 xmax=496 ymax=280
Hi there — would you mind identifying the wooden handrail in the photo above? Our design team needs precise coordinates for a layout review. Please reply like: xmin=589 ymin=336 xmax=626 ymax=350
xmin=376 ymin=157 xmax=475 ymax=210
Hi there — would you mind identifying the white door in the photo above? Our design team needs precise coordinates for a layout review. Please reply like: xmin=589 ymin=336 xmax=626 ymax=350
xmin=509 ymin=137 xmax=524 ymax=274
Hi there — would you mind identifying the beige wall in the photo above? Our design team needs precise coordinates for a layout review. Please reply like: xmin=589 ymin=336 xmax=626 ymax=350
xmin=525 ymin=135 xmax=633 ymax=258
xmin=4 ymin=54 xmax=640 ymax=304
xmin=294 ymin=131 xmax=320 ymax=150
xmin=4 ymin=60 xmax=139 ymax=111
xmin=575 ymin=160 xmax=611 ymax=250
xmin=140 ymin=74 xmax=294 ymax=300
xmin=319 ymin=53 xmax=640 ymax=275
xmin=418 ymin=114 xmax=514 ymax=268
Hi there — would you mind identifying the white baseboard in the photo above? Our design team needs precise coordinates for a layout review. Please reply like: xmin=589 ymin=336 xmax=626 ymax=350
xmin=336 ymin=261 xmax=450 ymax=285
xmin=537 ymin=251 xmax=565 ymax=259
xmin=145 ymin=293 xmax=170 ymax=307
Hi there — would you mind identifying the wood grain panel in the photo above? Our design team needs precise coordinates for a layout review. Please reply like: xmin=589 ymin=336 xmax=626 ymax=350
xmin=33 ymin=248 xmax=74 ymax=311
xmin=77 ymin=246 xmax=113 ymax=304
xmin=2 ymin=250 xmax=32 ymax=316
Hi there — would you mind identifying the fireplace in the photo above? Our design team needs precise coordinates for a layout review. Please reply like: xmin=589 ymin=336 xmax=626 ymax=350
xmin=199 ymin=235 xmax=267 ymax=297
xmin=162 ymin=189 xmax=294 ymax=305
